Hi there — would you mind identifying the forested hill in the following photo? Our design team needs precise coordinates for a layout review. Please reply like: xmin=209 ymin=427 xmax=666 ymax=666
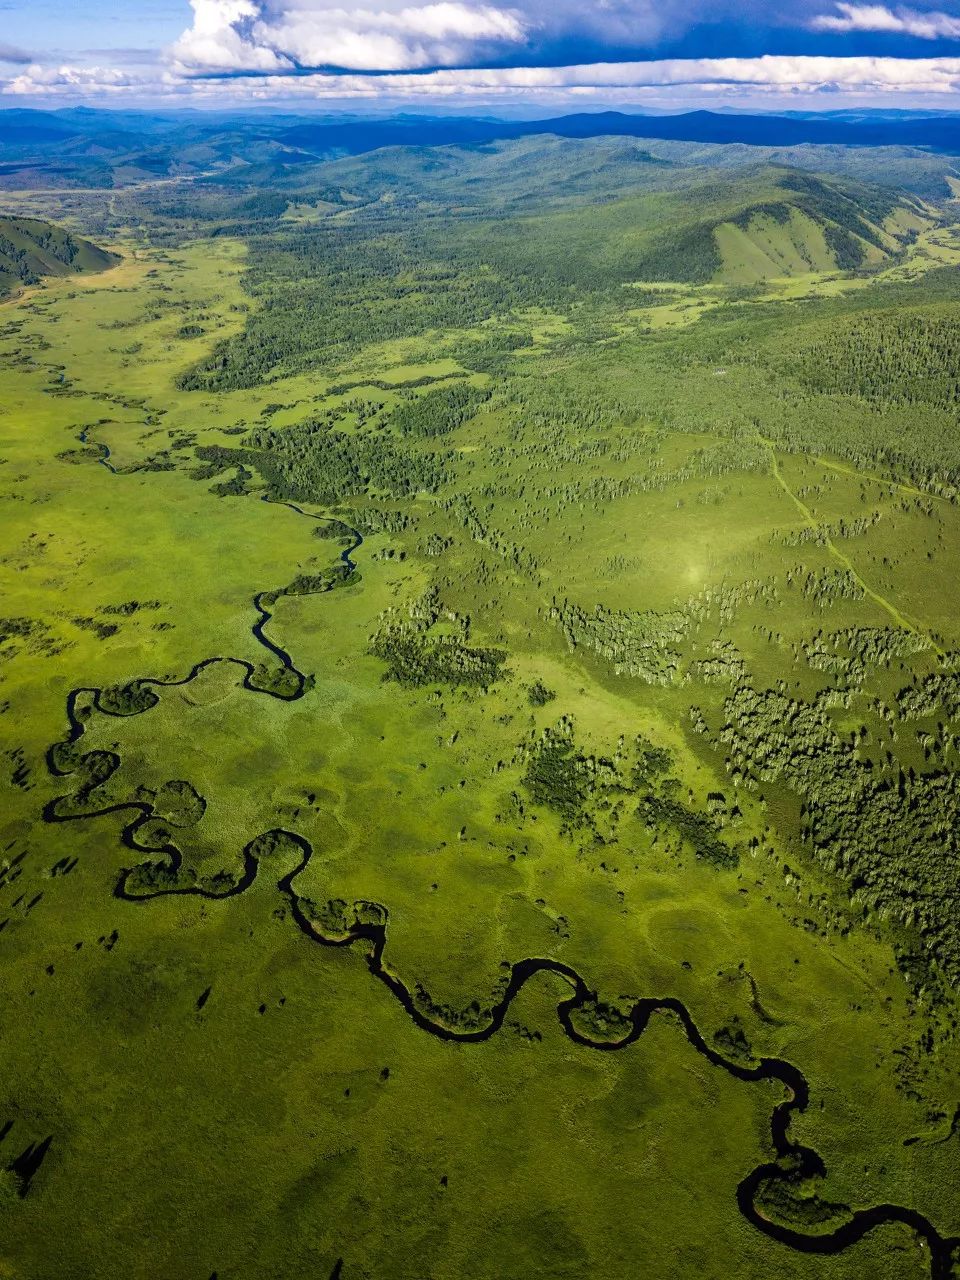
xmin=294 ymin=157 xmax=931 ymax=286
xmin=512 ymin=166 xmax=934 ymax=286
xmin=175 ymin=166 xmax=934 ymax=394
xmin=0 ymin=216 xmax=118 ymax=297
xmin=332 ymin=164 xmax=928 ymax=286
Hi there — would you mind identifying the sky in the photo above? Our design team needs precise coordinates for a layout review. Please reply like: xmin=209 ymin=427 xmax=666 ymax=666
xmin=5 ymin=1 xmax=960 ymax=110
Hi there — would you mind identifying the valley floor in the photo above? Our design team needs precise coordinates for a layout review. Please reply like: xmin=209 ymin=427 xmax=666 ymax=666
xmin=2 ymin=188 xmax=960 ymax=1278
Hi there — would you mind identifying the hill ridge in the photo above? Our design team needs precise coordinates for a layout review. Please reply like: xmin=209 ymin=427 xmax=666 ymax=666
xmin=0 ymin=216 xmax=118 ymax=297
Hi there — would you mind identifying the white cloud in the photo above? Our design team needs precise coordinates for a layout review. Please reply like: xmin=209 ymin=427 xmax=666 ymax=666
xmin=169 ymin=0 xmax=528 ymax=74
xmin=251 ymin=52 xmax=960 ymax=94
xmin=8 ymin=52 xmax=960 ymax=101
xmin=812 ymin=4 xmax=960 ymax=38
xmin=170 ymin=0 xmax=293 ymax=71
xmin=4 ymin=63 xmax=159 ymax=95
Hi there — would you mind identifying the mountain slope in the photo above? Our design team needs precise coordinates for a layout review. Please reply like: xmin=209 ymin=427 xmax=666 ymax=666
xmin=0 ymin=217 xmax=118 ymax=297
xmin=708 ymin=171 xmax=931 ymax=283
xmin=429 ymin=167 xmax=932 ymax=288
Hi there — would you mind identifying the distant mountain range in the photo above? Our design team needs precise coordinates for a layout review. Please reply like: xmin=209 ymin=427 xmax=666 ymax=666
xmin=278 ymin=108 xmax=960 ymax=156
xmin=3 ymin=106 xmax=960 ymax=162
xmin=3 ymin=106 xmax=960 ymax=199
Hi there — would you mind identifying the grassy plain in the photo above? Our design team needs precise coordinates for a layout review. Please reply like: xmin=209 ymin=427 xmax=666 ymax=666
xmin=1 ymin=154 xmax=960 ymax=1279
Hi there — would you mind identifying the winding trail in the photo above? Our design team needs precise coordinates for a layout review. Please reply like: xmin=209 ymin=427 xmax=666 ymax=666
xmin=759 ymin=434 xmax=944 ymax=656
xmin=812 ymin=453 xmax=952 ymax=505
xmin=41 ymin=498 xmax=960 ymax=1279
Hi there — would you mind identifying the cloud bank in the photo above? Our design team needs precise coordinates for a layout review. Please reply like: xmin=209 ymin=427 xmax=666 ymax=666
xmin=10 ymin=51 xmax=960 ymax=100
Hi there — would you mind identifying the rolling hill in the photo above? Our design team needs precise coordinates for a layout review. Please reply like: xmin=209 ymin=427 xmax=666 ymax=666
xmin=708 ymin=170 xmax=932 ymax=283
xmin=0 ymin=216 xmax=119 ymax=297
xmin=400 ymin=166 xmax=934 ymax=288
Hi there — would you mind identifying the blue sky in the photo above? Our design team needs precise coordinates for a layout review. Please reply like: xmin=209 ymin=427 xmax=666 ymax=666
xmin=5 ymin=1 xmax=960 ymax=109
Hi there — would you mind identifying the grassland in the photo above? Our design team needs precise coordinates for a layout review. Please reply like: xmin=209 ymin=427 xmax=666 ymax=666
xmin=1 ymin=140 xmax=960 ymax=1279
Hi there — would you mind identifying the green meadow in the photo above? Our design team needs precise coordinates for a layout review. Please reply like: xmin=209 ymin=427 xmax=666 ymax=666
xmin=1 ymin=141 xmax=960 ymax=1278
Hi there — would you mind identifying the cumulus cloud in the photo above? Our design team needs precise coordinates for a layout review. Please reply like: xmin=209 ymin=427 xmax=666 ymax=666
xmin=169 ymin=0 xmax=294 ymax=72
xmin=165 ymin=0 xmax=730 ymax=76
xmin=14 ymin=0 xmax=960 ymax=107
xmin=4 ymin=63 xmax=159 ymax=95
xmin=170 ymin=0 xmax=958 ymax=77
xmin=812 ymin=4 xmax=960 ymax=38
xmin=163 ymin=0 xmax=960 ymax=82
xmin=169 ymin=0 xmax=528 ymax=73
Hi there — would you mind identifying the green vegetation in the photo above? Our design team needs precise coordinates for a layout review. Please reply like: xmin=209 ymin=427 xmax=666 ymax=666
xmin=0 ymin=216 xmax=117 ymax=296
xmin=786 ymin=307 xmax=960 ymax=409
xmin=1 ymin=130 xmax=960 ymax=1280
